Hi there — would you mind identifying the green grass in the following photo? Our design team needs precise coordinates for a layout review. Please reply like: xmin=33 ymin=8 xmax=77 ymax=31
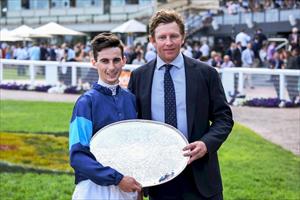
xmin=3 ymin=67 xmax=45 ymax=80
xmin=0 ymin=172 xmax=74 ymax=200
xmin=0 ymin=100 xmax=299 ymax=199
xmin=0 ymin=100 xmax=73 ymax=135
xmin=220 ymin=124 xmax=300 ymax=199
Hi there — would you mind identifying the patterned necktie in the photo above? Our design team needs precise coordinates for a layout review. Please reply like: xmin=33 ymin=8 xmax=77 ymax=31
xmin=164 ymin=64 xmax=177 ymax=128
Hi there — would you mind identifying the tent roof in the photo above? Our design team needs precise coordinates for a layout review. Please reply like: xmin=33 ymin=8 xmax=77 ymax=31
xmin=34 ymin=22 xmax=85 ymax=36
xmin=111 ymin=19 xmax=147 ymax=33
xmin=11 ymin=25 xmax=52 ymax=38
xmin=0 ymin=29 xmax=27 ymax=42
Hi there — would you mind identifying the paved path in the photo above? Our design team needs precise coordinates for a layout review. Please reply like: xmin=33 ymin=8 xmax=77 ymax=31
xmin=231 ymin=106 xmax=300 ymax=155
xmin=1 ymin=89 xmax=299 ymax=155
xmin=0 ymin=89 xmax=80 ymax=103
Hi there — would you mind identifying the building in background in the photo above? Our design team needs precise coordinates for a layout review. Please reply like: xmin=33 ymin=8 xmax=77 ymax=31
xmin=0 ymin=0 xmax=219 ymax=33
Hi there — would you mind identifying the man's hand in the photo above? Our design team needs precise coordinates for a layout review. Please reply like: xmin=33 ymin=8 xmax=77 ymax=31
xmin=118 ymin=176 xmax=142 ymax=193
xmin=183 ymin=141 xmax=207 ymax=164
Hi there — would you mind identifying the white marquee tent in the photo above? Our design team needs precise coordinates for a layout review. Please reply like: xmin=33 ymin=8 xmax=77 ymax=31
xmin=10 ymin=25 xmax=52 ymax=38
xmin=34 ymin=22 xmax=85 ymax=36
xmin=111 ymin=19 xmax=147 ymax=33
xmin=0 ymin=29 xmax=26 ymax=42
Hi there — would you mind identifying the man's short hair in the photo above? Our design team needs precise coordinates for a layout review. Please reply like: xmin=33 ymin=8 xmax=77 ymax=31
xmin=149 ymin=9 xmax=185 ymax=37
xmin=91 ymin=33 xmax=124 ymax=60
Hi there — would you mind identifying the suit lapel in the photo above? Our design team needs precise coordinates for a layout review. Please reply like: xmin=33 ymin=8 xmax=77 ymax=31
xmin=142 ymin=60 xmax=156 ymax=120
xmin=184 ymin=56 xmax=197 ymax=139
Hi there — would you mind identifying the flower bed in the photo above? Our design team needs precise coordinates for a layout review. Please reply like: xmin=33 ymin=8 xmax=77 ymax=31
xmin=244 ymin=98 xmax=300 ymax=108
xmin=0 ymin=132 xmax=71 ymax=172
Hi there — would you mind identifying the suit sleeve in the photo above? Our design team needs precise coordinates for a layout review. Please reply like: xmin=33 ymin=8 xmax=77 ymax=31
xmin=201 ymin=68 xmax=234 ymax=154
xmin=128 ymin=70 xmax=136 ymax=94
xmin=69 ymin=95 xmax=123 ymax=186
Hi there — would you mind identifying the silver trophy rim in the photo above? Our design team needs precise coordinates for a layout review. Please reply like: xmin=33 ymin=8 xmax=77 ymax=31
xmin=90 ymin=119 xmax=189 ymax=187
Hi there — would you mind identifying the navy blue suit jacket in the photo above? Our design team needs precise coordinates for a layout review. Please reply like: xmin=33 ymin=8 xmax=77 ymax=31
xmin=128 ymin=55 xmax=234 ymax=197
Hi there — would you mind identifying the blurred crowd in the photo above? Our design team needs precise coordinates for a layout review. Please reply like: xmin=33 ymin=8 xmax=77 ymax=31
xmin=1 ymin=27 xmax=299 ymax=71
xmin=0 ymin=41 xmax=91 ymax=62
xmin=222 ymin=0 xmax=300 ymax=14
xmin=1 ymin=27 xmax=299 ymax=69
xmin=190 ymin=27 xmax=300 ymax=71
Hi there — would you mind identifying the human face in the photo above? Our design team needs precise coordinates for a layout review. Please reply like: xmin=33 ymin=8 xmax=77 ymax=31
xmin=150 ymin=22 xmax=185 ymax=63
xmin=92 ymin=47 xmax=126 ymax=85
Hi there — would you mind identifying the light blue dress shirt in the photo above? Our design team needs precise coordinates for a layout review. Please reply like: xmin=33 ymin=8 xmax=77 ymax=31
xmin=241 ymin=48 xmax=254 ymax=67
xmin=151 ymin=53 xmax=188 ymax=138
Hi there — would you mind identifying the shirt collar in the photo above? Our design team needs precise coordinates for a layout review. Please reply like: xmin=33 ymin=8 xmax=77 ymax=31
xmin=97 ymin=78 xmax=119 ymax=96
xmin=156 ymin=53 xmax=184 ymax=70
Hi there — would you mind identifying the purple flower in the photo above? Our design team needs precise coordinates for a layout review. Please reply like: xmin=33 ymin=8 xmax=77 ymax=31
xmin=244 ymin=98 xmax=299 ymax=108
xmin=64 ymin=86 xmax=82 ymax=94
xmin=35 ymin=85 xmax=52 ymax=92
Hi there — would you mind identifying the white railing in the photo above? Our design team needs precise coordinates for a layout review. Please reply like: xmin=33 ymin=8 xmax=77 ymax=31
xmin=219 ymin=67 xmax=300 ymax=100
xmin=1 ymin=59 xmax=299 ymax=101
xmin=0 ymin=59 xmax=139 ymax=86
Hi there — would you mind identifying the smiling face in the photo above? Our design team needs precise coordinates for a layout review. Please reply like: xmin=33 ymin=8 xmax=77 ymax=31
xmin=92 ymin=47 xmax=126 ymax=85
xmin=150 ymin=22 xmax=185 ymax=63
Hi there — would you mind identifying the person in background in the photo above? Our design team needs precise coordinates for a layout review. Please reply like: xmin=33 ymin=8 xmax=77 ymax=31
xmin=269 ymin=51 xmax=285 ymax=98
xmin=69 ymin=33 xmax=141 ymax=200
xmin=5 ymin=45 xmax=13 ymax=59
xmin=221 ymin=55 xmax=235 ymax=68
xmin=226 ymin=42 xmax=242 ymax=67
xmin=132 ymin=50 xmax=146 ymax=65
xmin=254 ymin=28 xmax=267 ymax=48
xmin=40 ymin=42 xmax=49 ymax=61
xmin=28 ymin=42 xmax=40 ymax=61
xmin=235 ymin=42 xmax=243 ymax=67
xmin=67 ymin=44 xmax=76 ymax=61
xmin=128 ymin=9 xmax=233 ymax=200
xmin=145 ymin=42 xmax=157 ymax=62
xmin=200 ymin=39 xmax=210 ymax=58
xmin=124 ymin=45 xmax=135 ymax=64
xmin=242 ymin=42 xmax=255 ymax=89
xmin=0 ymin=43 xmax=7 ymax=58
xmin=15 ymin=44 xmax=28 ymax=76
xmin=207 ymin=50 xmax=217 ymax=66
xmin=182 ymin=44 xmax=193 ymax=58
xmin=259 ymin=42 xmax=268 ymax=67
xmin=49 ymin=44 xmax=57 ymax=61
xmin=192 ymin=42 xmax=202 ymax=59
xmin=235 ymin=29 xmax=251 ymax=50
xmin=288 ymin=27 xmax=300 ymax=50
xmin=286 ymin=47 xmax=300 ymax=103
xmin=252 ymin=35 xmax=262 ymax=67
xmin=211 ymin=52 xmax=223 ymax=68
xmin=267 ymin=41 xmax=276 ymax=62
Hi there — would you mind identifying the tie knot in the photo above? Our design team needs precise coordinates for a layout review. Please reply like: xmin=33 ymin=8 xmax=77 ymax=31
xmin=164 ymin=64 xmax=173 ymax=72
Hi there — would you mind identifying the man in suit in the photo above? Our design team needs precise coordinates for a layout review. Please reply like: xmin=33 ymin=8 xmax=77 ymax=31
xmin=128 ymin=9 xmax=234 ymax=200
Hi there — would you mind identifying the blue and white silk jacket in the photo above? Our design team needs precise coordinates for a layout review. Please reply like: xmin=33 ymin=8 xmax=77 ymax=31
xmin=69 ymin=83 xmax=137 ymax=186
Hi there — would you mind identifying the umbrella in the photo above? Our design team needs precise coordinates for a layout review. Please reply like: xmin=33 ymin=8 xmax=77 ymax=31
xmin=10 ymin=25 xmax=52 ymax=38
xmin=34 ymin=22 xmax=85 ymax=36
xmin=111 ymin=19 xmax=147 ymax=33
xmin=0 ymin=29 xmax=27 ymax=41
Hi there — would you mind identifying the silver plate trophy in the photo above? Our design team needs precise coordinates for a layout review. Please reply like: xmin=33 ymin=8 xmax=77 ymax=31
xmin=90 ymin=119 xmax=189 ymax=187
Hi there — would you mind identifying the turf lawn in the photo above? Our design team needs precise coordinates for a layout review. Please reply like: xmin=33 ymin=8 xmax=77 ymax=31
xmin=0 ymin=100 xmax=299 ymax=200
xmin=3 ymin=67 xmax=45 ymax=80
xmin=0 ymin=100 xmax=73 ymax=135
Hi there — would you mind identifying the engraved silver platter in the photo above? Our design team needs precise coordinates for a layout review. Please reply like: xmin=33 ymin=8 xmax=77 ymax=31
xmin=90 ymin=119 xmax=189 ymax=187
